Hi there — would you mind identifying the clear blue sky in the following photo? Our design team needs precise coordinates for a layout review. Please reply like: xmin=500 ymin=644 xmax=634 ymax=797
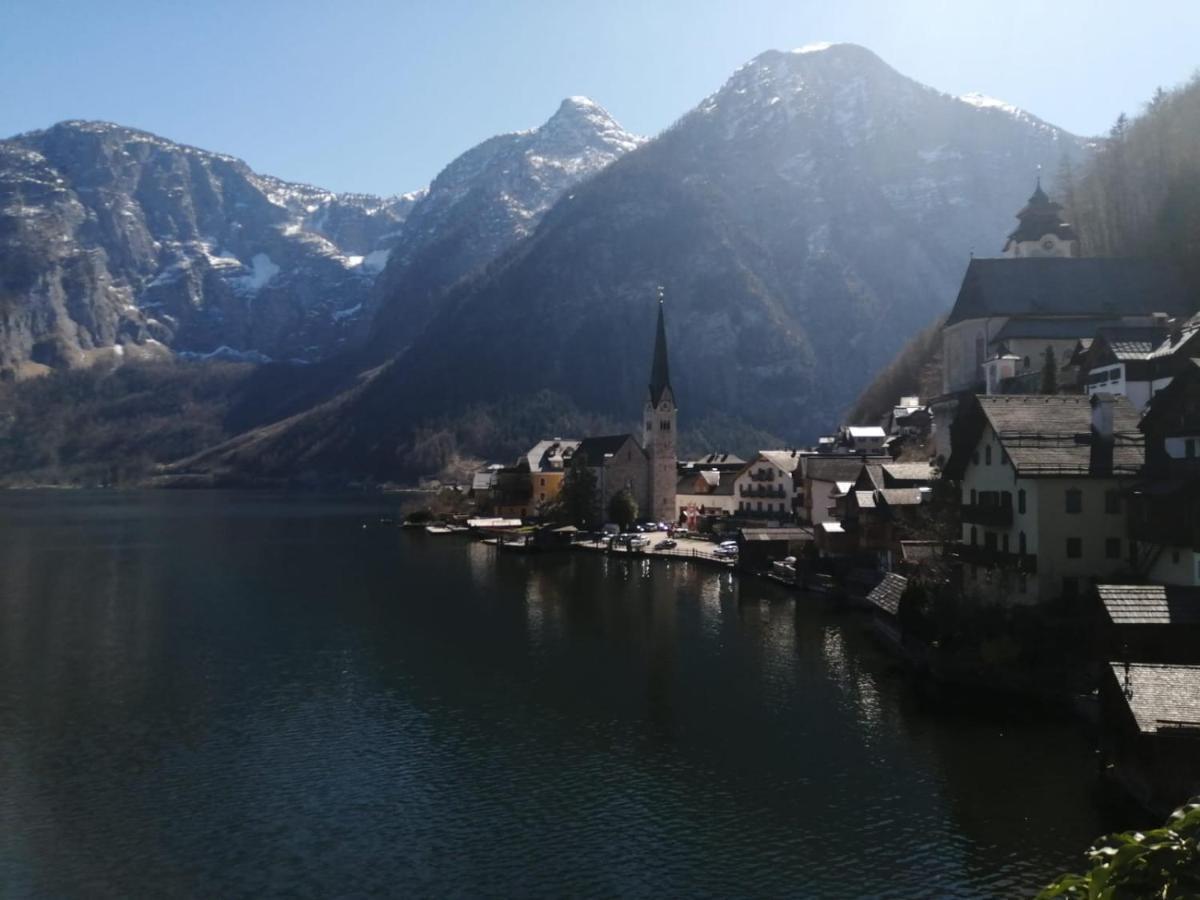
xmin=3 ymin=0 xmax=1197 ymax=196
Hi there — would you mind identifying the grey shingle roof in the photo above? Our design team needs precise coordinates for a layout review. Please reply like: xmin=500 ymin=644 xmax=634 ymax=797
xmin=1098 ymin=584 xmax=1200 ymax=625
xmin=1091 ymin=326 xmax=1171 ymax=362
xmin=979 ymin=395 xmax=1143 ymax=475
xmin=805 ymin=457 xmax=876 ymax=483
xmin=576 ymin=434 xmax=641 ymax=466
xmin=853 ymin=491 xmax=877 ymax=509
xmin=882 ymin=462 xmax=935 ymax=484
xmin=946 ymin=258 xmax=1193 ymax=327
xmin=1108 ymin=662 xmax=1200 ymax=733
xmin=867 ymin=573 xmax=906 ymax=616
xmin=879 ymin=488 xmax=925 ymax=506
xmin=994 ymin=317 xmax=1127 ymax=342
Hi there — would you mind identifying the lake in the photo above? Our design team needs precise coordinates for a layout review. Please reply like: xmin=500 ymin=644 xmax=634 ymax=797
xmin=0 ymin=491 xmax=1109 ymax=897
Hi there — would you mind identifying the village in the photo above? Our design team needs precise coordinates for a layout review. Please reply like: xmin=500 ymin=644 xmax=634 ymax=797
xmin=416 ymin=182 xmax=1200 ymax=817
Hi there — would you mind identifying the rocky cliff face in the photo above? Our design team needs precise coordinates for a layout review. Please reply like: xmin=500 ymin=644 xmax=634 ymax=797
xmin=0 ymin=121 xmax=421 ymax=375
xmin=365 ymin=96 xmax=643 ymax=355
xmin=179 ymin=44 xmax=1088 ymax=481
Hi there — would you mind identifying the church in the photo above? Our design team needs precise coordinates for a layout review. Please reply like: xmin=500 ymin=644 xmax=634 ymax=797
xmin=576 ymin=296 xmax=678 ymax=523
xmin=940 ymin=180 xmax=1192 ymax=397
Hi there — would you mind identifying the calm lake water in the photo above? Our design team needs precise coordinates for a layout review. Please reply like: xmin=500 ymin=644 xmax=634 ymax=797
xmin=0 ymin=491 xmax=1110 ymax=897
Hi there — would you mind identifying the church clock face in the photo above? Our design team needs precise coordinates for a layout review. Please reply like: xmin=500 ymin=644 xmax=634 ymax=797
xmin=1041 ymin=238 xmax=1055 ymax=251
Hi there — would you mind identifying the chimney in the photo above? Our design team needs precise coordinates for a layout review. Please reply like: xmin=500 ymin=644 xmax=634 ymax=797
xmin=1090 ymin=393 xmax=1115 ymax=474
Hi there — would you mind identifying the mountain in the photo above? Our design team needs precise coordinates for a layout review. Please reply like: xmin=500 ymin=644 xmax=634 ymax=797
xmin=365 ymin=96 xmax=643 ymax=354
xmin=0 ymin=120 xmax=422 ymax=376
xmin=175 ymin=43 xmax=1087 ymax=483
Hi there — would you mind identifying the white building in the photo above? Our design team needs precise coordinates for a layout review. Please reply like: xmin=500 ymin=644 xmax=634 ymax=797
xmin=946 ymin=393 xmax=1143 ymax=605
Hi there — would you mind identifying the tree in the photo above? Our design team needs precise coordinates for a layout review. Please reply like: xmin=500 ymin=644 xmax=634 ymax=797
xmin=607 ymin=488 xmax=639 ymax=530
xmin=1038 ymin=798 xmax=1200 ymax=898
xmin=1040 ymin=345 xmax=1058 ymax=394
xmin=554 ymin=458 xmax=598 ymax=527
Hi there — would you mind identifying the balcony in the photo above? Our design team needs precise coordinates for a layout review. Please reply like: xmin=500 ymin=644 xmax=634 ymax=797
xmin=953 ymin=543 xmax=1037 ymax=573
xmin=960 ymin=503 xmax=1013 ymax=527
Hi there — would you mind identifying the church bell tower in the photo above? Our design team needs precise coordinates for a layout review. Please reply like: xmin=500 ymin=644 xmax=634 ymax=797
xmin=1002 ymin=178 xmax=1079 ymax=258
xmin=644 ymin=288 xmax=677 ymax=524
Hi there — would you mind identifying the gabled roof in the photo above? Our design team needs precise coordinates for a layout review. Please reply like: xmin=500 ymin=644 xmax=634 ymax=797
xmin=758 ymin=449 xmax=804 ymax=474
xmin=962 ymin=395 xmax=1142 ymax=476
xmin=677 ymin=470 xmax=737 ymax=497
xmin=945 ymin=258 xmax=1193 ymax=327
xmin=881 ymin=462 xmax=935 ymax=485
xmin=1097 ymin=584 xmax=1200 ymax=625
xmin=1089 ymin=326 xmax=1171 ymax=364
xmin=524 ymin=439 xmax=581 ymax=472
xmin=993 ymin=316 xmax=1128 ymax=343
xmin=879 ymin=488 xmax=925 ymax=506
xmin=1108 ymin=662 xmax=1200 ymax=733
xmin=575 ymin=434 xmax=642 ymax=466
xmin=805 ymin=456 xmax=878 ymax=483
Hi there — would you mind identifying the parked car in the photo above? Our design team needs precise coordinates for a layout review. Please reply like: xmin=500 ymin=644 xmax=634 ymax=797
xmin=673 ymin=528 xmax=690 ymax=539
xmin=714 ymin=546 xmax=738 ymax=559
xmin=718 ymin=540 xmax=739 ymax=550
xmin=629 ymin=535 xmax=651 ymax=549
xmin=654 ymin=539 xmax=677 ymax=550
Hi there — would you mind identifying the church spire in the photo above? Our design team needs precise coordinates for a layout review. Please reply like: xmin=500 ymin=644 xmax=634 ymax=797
xmin=649 ymin=287 xmax=672 ymax=405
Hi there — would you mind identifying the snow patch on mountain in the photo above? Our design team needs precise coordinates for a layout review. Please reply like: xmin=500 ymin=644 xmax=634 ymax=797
xmin=231 ymin=253 xmax=280 ymax=295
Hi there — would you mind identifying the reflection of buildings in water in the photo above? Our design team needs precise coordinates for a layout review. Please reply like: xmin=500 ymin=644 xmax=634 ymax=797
xmin=819 ymin=626 xmax=886 ymax=742
xmin=464 ymin=540 xmax=495 ymax=591
xmin=523 ymin=567 xmax=564 ymax=647
xmin=698 ymin=573 xmax=724 ymax=637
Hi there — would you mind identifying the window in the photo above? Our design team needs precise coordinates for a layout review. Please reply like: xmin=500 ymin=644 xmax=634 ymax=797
xmin=1105 ymin=537 xmax=1121 ymax=559
xmin=1188 ymin=439 xmax=1197 ymax=459
xmin=985 ymin=446 xmax=992 ymax=465
xmin=1066 ymin=537 xmax=1082 ymax=559
xmin=1018 ymin=489 xmax=1026 ymax=514
xmin=1105 ymin=490 xmax=1121 ymax=514
xmin=985 ymin=532 xmax=997 ymax=551
xmin=1173 ymin=549 xmax=1181 ymax=564
xmin=1065 ymin=489 xmax=1082 ymax=514
xmin=970 ymin=526 xmax=978 ymax=546
xmin=970 ymin=488 xmax=977 ymax=506
xmin=1019 ymin=532 xmax=1027 ymax=555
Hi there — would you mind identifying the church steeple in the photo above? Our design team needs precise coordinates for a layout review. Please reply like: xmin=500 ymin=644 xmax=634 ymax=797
xmin=1002 ymin=177 xmax=1079 ymax=258
xmin=643 ymin=286 xmax=677 ymax=523
xmin=648 ymin=289 xmax=673 ymax=406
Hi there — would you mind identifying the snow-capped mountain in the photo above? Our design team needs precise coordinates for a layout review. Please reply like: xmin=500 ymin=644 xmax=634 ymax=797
xmin=366 ymin=96 xmax=643 ymax=354
xmin=0 ymin=120 xmax=422 ymax=375
xmin=179 ymin=44 xmax=1088 ymax=482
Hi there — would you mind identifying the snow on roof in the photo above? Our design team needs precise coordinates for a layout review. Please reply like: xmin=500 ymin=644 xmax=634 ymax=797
xmin=792 ymin=42 xmax=834 ymax=54
xmin=847 ymin=426 xmax=886 ymax=438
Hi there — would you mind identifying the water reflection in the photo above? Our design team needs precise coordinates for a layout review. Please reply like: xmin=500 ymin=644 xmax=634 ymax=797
xmin=0 ymin=492 xmax=1108 ymax=898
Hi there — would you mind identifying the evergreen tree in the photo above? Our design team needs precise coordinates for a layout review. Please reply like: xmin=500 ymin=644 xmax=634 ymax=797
xmin=1040 ymin=346 xmax=1058 ymax=394
xmin=554 ymin=457 xmax=598 ymax=527
xmin=607 ymin=488 xmax=639 ymax=531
